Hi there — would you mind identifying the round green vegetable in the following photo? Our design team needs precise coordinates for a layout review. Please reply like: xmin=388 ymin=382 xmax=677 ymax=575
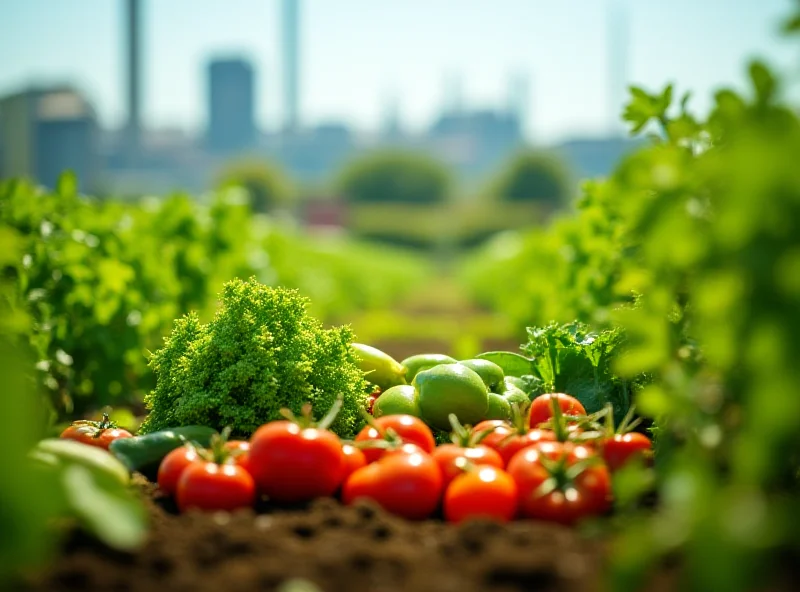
xmin=486 ymin=393 xmax=512 ymax=421
xmin=372 ymin=385 xmax=421 ymax=418
xmin=401 ymin=354 xmax=458 ymax=382
xmin=501 ymin=384 xmax=529 ymax=408
xmin=459 ymin=359 xmax=505 ymax=392
xmin=416 ymin=363 xmax=489 ymax=430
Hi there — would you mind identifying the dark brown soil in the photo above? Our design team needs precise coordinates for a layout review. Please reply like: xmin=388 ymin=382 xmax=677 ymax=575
xmin=25 ymin=475 xmax=616 ymax=592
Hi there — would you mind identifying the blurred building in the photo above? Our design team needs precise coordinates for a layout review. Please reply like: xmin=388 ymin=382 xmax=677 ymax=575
xmin=553 ymin=136 xmax=643 ymax=179
xmin=0 ymin=86 xmax=98 ymax=191
xmin=426 ymin=109 xmax=523 ymax=176
xmin=275 ymin=122 xmax=354 ymax=180
xmin=207 ymin=58 xmax=256 ymax=154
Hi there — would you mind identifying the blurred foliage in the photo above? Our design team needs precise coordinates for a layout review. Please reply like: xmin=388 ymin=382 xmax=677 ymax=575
xmin=608 ymin=61 xmax=800 ymax=590
xmin=215 ymin=158 xmax=293 ymax=213
xmin=337 ymin=150 xmax=451 ymax=204
xmin=0 ymin=226 xmax=59 ymax=583
xmin=487 ymin=150 xmax=573 ymax=208
xmin=462 ymin=28 xmax=800 ymax=587
xmin=0 ymin=241 xmax=145 ymax=585
xmin=0 ymin=179 xmax=430 ymax=421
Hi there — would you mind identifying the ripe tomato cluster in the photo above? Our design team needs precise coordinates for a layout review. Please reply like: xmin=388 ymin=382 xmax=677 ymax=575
xmin=154 ymin=393 xmax=653 ymax=524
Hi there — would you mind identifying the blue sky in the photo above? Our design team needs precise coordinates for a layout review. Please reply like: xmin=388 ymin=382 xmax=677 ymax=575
xmin=0 ymin=0 xmax=797 ymax=144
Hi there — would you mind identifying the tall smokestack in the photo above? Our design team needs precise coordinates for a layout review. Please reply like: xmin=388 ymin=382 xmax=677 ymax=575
xmin=608 ymin=0 xmax=628 ymax=134
xmin=126 ymin=0 xmax=141 ymax=153
xmin=282 ymin=0 xmax=300 ymax=132
xmin=508 ymin=72 xmax=530 ymax=136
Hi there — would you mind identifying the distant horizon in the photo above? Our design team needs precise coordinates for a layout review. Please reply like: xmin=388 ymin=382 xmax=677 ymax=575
xmin=1 ymin=0 xmax=797 ymax=145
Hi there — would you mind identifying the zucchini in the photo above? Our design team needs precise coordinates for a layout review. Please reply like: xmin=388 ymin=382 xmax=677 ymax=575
xmin=108 ymin=426 xmax=217 ymax=474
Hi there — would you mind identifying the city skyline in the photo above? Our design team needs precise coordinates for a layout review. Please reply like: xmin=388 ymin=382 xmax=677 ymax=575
xmin=0 ymin=0 xmax=797 ymax=145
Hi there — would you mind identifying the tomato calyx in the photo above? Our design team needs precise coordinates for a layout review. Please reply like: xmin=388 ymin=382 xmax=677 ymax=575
xmin=599 ymin=402 xmax=643 ymax=438
xmin=69 ymin=412 xmax=119 ymax=439
xmin=191 ymin=427 xmax=242 ymax=466
xmin=492 ymin=403 xmax=534 ymax=447
xmin=279 ymin=397 xmax=344 ymax=431
xmin=537 ymin=396 xmax=604 ymax=444
xmin=352 ymin=426 xmax=407 ymax=453
xmin=531 ymin=450 xmax=604 ymax=499
xmin=353 ymin=407 xmax=412 ymax=453
xmin=448 ymin=413 xmax=491 ymax=448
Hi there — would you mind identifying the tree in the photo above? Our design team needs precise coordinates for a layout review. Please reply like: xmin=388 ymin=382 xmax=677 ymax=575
xmin=337 ymin=151 xmax=451 ymax=204
xmin=216 ymin=159 xmax=292 ymax=213
xmin=490 ymin=152 xmax=572 ymax=207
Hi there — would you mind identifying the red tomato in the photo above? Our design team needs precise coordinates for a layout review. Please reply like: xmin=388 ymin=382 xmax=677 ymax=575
xmin=473 ymin=420 xmax=556 ymax=467
xmin=432 ymin=444 xmax=503 ymax=487
xmin=367 ymin=388 xmax=381 ymax=415
xmin=60 ymin=414 xmax=133 ymax=450
xmin=176 ymin=461 xmax=256 ymax=513
xmin=507 ymin=440 xmax=611 ymax=524
xmin=157 ymin=445 xmax=201 ymax=496
xmin=472 ymin=420 xmax=512 ymax=452
xmin=341 ymin=443 xmax=368 ymax=481
xmin=355 ymin=415 xmax=435 ymax=463
xmin=342 ymin=446 xmax=443 ymax=520
xmin=528 ymin=393 xmax=586 ymax=429
xmin=602 ymin=432 xmax=652 ymax=471
xmin=224 ymin=440 xmax=253 ymax=474
xmin=444 ymin=465 xmax=518 ymax=524
xmin=248 ymin=421 xmax=345 ymax=502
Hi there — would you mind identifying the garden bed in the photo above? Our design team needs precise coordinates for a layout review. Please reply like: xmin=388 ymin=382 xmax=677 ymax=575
xmin=25 ymin=475 xmax=647 ymax=592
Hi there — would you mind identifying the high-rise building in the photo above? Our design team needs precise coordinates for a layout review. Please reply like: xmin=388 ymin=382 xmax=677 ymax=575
xmin=125 ymin=0 xmax=142 ymax=156
xmin=282 ymin=0 xmax=300 ymax=132
xmin=206 ymin=58 xmax=256 ymax=154
xmin=0 ymin=87 xmax=97 ymax=190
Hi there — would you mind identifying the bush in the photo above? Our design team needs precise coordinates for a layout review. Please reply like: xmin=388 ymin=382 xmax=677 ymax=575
xmin=488 ymin=151 xmax=572 ymax=208
xmin=337 ymin=151 xmax=451 ymax=204
xmin=139 ymin=278 xmax=369 ymax=438
xmin=216 ymin=159 xmax=292 ymax=213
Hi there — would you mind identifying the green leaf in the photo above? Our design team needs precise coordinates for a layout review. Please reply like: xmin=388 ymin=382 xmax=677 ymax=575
xmin=749 ymin=61 xmax=776 ymax=104
xmin=62 ymin=464 xmax=147 ymax=551
xmin=475 ymin=351 xmax=532 ymax=377
xmin=782 ymin=13 xmax=800 ymax=34
xmin=56 ymin=171 xmax=78 ymax=198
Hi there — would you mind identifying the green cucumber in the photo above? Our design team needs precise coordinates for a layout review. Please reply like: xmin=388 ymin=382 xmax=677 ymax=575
xmin=109 ymin=426 xmax=217 ymax=474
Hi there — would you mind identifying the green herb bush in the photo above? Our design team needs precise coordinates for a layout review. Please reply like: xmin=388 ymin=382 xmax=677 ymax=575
xmin=139 ymin=277 xmax=368 ymax=438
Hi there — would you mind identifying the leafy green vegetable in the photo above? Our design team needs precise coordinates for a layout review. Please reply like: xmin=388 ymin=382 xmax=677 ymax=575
xmin=522 ymin=322 xmax=636 ymax=419
xmin=474 ymin=351 xmax=532 ymax=378
xmin=140 ymin=277 xmax=369 ymax=438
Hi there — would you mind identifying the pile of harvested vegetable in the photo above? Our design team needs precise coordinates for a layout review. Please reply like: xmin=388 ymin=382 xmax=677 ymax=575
xmin=18 ymin=278 xmax=664 ymax=591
